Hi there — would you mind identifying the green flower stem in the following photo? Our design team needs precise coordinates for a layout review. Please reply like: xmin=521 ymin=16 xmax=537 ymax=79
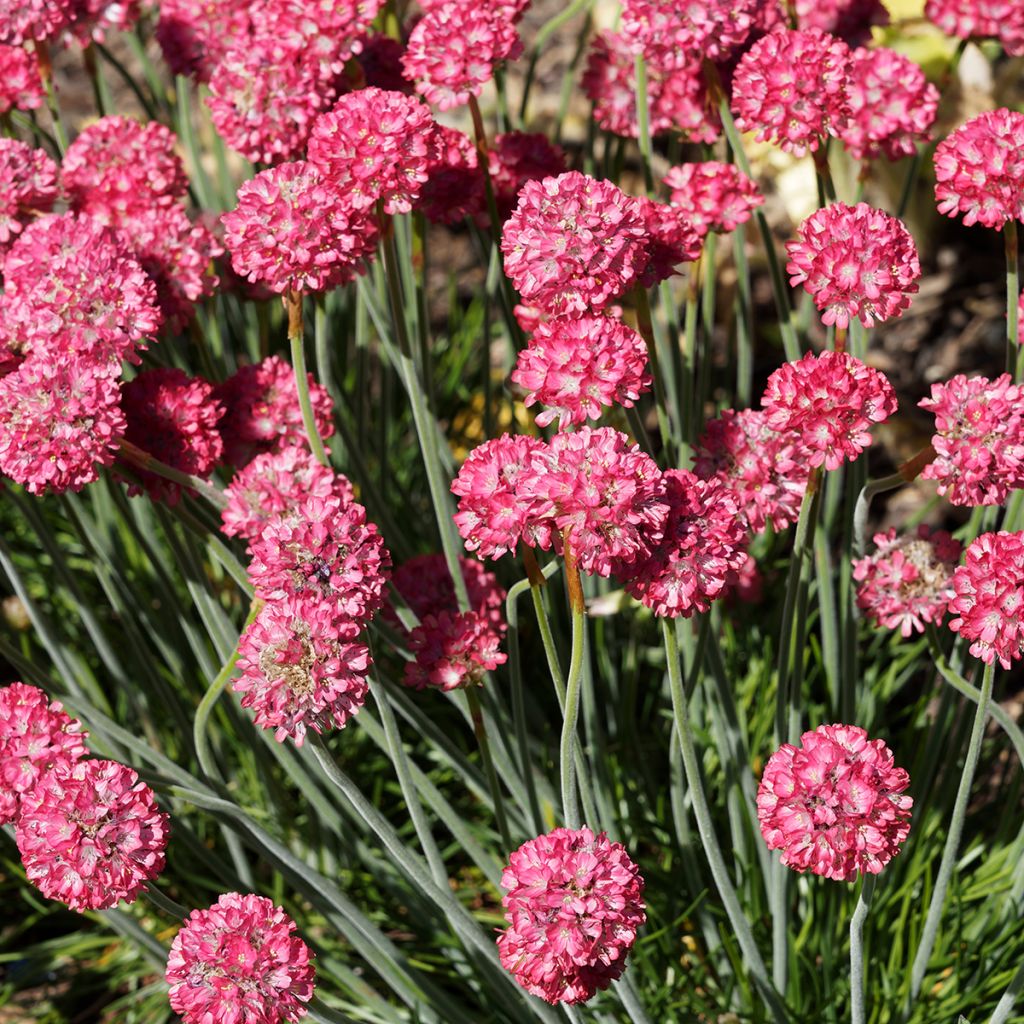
xmin=906 ymin=659 xmax=996 ymax=1009
xmin=682 ymin=257 xmax=700 ymax=446
xmin=518 ymin=0 xmax=592 ymax=123
xmin=634 ymin=285 xmax=679 ymax=462
xmin=33 ymin=42 xmax=68 ymax=155
xmin=853 ymin=446 xmax=937 ymax=555
xmin=850 ymin=873 xmax=876 ymax=1024
xmin=466 ymin=686 xmax=513 ymax=850
xmin=734 ymin=223 xmax=754 ymax=407
xmin=1005 ymin=220 xmax=1020 ymax=379
xmin=307 ymin=997 xmax=360 ymax=1024
xmin=559 ymin=541 xmax=587 ymax=829
xmin=633 ymin=53 xmax=656 ymax=194
xmin=116 ymin=439 xmax=228 ymax=509
xmin=82 ymin=45 xmax=112 ymax=116
xmin=813 ymin=145 xmax=838 ymax=205
xmin=694 ymin=232 xmax=718 ymax=442
xmin=988 ymin=959 xmax=1024 ymax=1024
xmin=143 ymin=884 xmax=189 ymax=920
xmin=287 ymin=289 xmax=330 ymax=467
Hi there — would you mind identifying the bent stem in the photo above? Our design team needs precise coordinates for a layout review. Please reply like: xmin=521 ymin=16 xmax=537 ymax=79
xmin=853 ymin=446 xmax=937 ymax=555
xmin=287 ymin=288 xmax=330 ymax=467
xmin=117 ymin=439 xmax=228 ymax=510
xmin=850 ymin=872 xmax=876 ymax=1024
xmin=559 ymin=539 xmax=587 ymax=829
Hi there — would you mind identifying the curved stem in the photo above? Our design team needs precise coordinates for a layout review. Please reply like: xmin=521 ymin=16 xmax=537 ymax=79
xmin=143 ymin=885 xmax=189 ymax=920
xmin=850 ymin=873 xmax=876 ymax=1024
xmin=853 ymin=446 xmax=937 ymax=555
xmin=117 ymin=440 xmax=228 ymax=510
xmin=287 ymin=289 xmax=330 ymax=467
xmin=559 ymin=541 xmax=587 ymax=828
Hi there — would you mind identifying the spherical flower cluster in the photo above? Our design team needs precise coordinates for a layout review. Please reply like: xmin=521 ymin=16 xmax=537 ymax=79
xmin=786 ymin=202 xmax=921 ymax=329
xmin=487 ymin=132 xmax=567 ymax=223
xmin=925 ymin=0 xmax=1024 ymax=54
xmin=0 ymin=682 xmax=87 ymax=826
xmin=63 ymin=0 xmax=141 ymax=46
xmin=0 ymin=0 xmax=72 ymax=45
xmin=840 ymin=47 xmax=939 ymax=163
xmin=308 ymin=88 xmax=439 ymax=215
xmin=762 ymin=351 xmax=897 ymax=470
xmin=166 ymin=892 xmax=315 ymax=1024
xmin=356 ymin=33 xmax=412 ymax=93
xmin=919 ymin=373 xmax=1024 ymax=506
xmin=853 ymin=526 xmax=962 ymax=637
xmin=636 ymin=196 xmax=703 ymax=287
xmin=693 ymin=409 xmax=811 ymax=534
xmin=795 ymin=0 xmax=888 ymax=45
xmin=405 ymin=610 xmax=507 ymax=691
xmin=757 ymin=724 xmax=912 ymax=880
xmin=724 ymin=550 xmax=764 ymax=605
xmin=388 ymin=553 xmax=505 ymax=632
xmin=621 ymin=470 xmax=748 ymax=617
xmin=620 ymin=0 xmax=758 ymax=63
xmin=501 ymin=172 xmax=649 ymax=317
xmin=511 ymin=315 xmax=651 ymax=428
xmin=402 ymin=2 xmax=522 ymax=111
xmin=934 ymin=109 xmax=1024 ymax=230
xmin=0 ymin=43 xmax=44 ymax=114
xmin=419 ymin=126 xmax=484 ymax=226
xmin=498 ymin=827 xmax=646 ymax=1004
xmin=0 ymin=138 xmax=57 ymax=256
xmin=663 ymin=162 xmax=763 ymax=238
xmin=215 ymin=355 xmax=335 ymax=469
xmin=155 ymin=0 xmax=252 ymax=82
xmin=16 ymin=758 xmax=169 ymax=911
xmin=731 ymin=28 xmax=851 ymax=155
xmin=949 ymin=531 xmax=1024 ymax=668
xmin=120 ymin=368 xmax=224 ymax=505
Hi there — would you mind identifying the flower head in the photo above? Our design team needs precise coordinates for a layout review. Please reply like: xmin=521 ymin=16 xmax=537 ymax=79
xmin=405 ymin=610 xmax=507 ymax=691
xmin=663 ymin=161 xmax=763 ymax=238
xmin=0 ymin=43 xmax=44 ymax=113
xmin=166 ymin=892 xmax=315 ymax=1024
xmin=487 ymin=132 xmax=567 ymax=223
xmin=16 ymin=758 xmax=169 ymax=911
xmin=0 ymin=0 xmax=72 ymax=44
xmin=925 ymin=0 xmax=1024 ymax=54
xmin=795 ymin=0 xmax=888 ymax=44
xmin=388 ymin=553 xmax=505 ymax=632
xmin=757 ymin=724 xmax=912 ymax=880
xmin=635 ymin=196 xmax=702 ymax=286
xmin=0 ymin=138 xmax=57 ymax=256
xmin=620 ymin=0 xmax=758 ymax=64
xmin=498 ymin=827 xmax=646 ymax=1004
xmin=357 ymin=33 xmax=412 ymax=93
xmin=63 ymin=0 xmax=141 ymax=45
xmin=155 ymin=0 xmax=252 ymax=82
xmin=418 ymin=126 xmax=484 ymax=226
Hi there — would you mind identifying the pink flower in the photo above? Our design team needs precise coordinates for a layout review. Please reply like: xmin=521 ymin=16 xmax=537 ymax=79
xmin=0 ymin=682 xmax=87 ymax=826
xmin=0 ymin=356 xmax=126 ymax=495
xmin=620 ymin=0 xmax=758 ymax=64
xmin=405 ymin=610 xmax=506 ymax=691
xmin=724 ymin=550 xmax=764 ymax=605
xmin=0 ymin=138 xmax=57 ymax=256
xmin=919 ymin=373 xmax=1024 ymax=507
xmin=511 ymin=314 xmax=651 ymax=428
xmin=387 ymin=553 xmax=506 ymax=633
xmin=308 ymin=88 xmax=439 ymax=215
xmin=731 ymin=27 xmax=851 ymax=156
xmin=501 ymin=172 xmax=650 ymax=317
xmin=0 ymin=43 xmax=44 ymax=113
xmin=795 ymin=0 xmax=888 ymax=45
xmin=925 ymin=0 xmax=1024 ymax=54
xmin=693 ymin=408 xmax=811 ymax=534
xmin=949 ymin=531 xmax=1024 ymax=668
xmin=853 ymin=525 xmax=962 ymax=637
xmin=498 ymin=827 xmax=646 ymax=1005
xmin=215 ymin=355 xmax=335 ymax=469
xmin=16 ymin=758 xmax=169 ymax=911
xmin=635 ymin=196 xmax=703 ymax=287
xmin=402 ymin=2 xmax=522 ymax=111
xmin=155 ymin=0 xmax=251 ymax=83
xmin=221 ymin=161 xmax=377 ymax=295
xmin=487 ymin=132 xmax=567 ymax=223
xmin=762 ymin=351 xmax=897 ymax=470
xmin=786 ymin=202 xmax=921 ymax=328
xmin=663 ymin=161 xmax=763 ymax=238
xmin=0 ymin=0 xmax=72 ymax=44
xmin=934 ymin=108 xmax=1024 ymax=230
xmin=840 ymin=47 xmax=939 ymax=162
xmin=757 ymin=724 xmax=912 ymax=880
xmin=235 ymin=595 xmax=370 ymax=744
xmin=63 ymin=0 xmax=140 ymax=46
xmin=419 ymin=126 xmax=485 ymax=226
xmin=622 ymin=470 xmax=747 ymax=617
xmin=356 ymin=33 xmax=413 ymax=93
xmin=166 ymin=892 xmax=315 ymax=1024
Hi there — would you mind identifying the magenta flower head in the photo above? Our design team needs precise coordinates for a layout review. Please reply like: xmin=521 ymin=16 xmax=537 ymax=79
xmin=635 ymin=196 xmax=703 ymax=287
xmin=731 ymin=27 xmax=851 ymax=156
xmin=487 ymin=132 xmax=567 ymax=223
xmin=620 ymin=0 xmax=758 ymax=64
xmin=389 ymin=553 xmax=506 ymax=631
xmin=919 ymin=373 xmax=1024 ymax=507
xmin=0 ymin=43 xmax=44 ymax=114
xmin=0 ymin=138 xmax=57 ymax=257
xmin=663 ymin=161 xmax=763 ymax=238
xmin=925 ymin=0 xmax=1024 ymax=54
xmin=502 ymin=172 xmax=650 ymax=317
xmin=0 ymin=682 xmax=87 ymax=826
xmin=166 ymin=892 xmax=315 ymax=1024
xmin=949 ymin=531 xmax=1024 ymax=668
xmin=405 ymin=610 xmax=507 ymax=691
xmin=795 ymin=0 xmax=888 ymax=44
xmin=155 ymin=0 xmax=252 ymax=83
xmin=786 ymin=202 xmax=920 ymax=329
xmin=934 ymin=108 xmax=1024 ymax=230
xmin=498 ymin=826 xmax=646 ymax=1004
xmin=16 ymin=758 xmax=169 ymax=911
xmin=511 ymin=314 xmax=652 ymax=428
xmin=762 ymin=350 xmax=897 ymax=470
xmin=758 ymin=724 xmax=913 ymax=880
xmin=0 ymin=0 xmax=72 ymax=45
xmin=419 ymin=126 xmax=485 ymax=227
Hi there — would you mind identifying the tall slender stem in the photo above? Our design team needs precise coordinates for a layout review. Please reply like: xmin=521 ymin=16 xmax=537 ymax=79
xmin=634 ymin=285 xmax=679 ymax=462
xmin=117 ymin=440 xmax=228 ymax=509
xmin=559 ymin=540 xmax=587 ymax=828
xmin=1005 ymin=220 xmax=1020 ymax=379
xmin=850 ymin=873 xmax=876 ymax=1024
xmin=633 ymin=53 xmax=655 ymax=194
xmin=287 ymin=289 xmax=330 ymax=467
xmin=33 ymin=42 xmax=67 ymax=155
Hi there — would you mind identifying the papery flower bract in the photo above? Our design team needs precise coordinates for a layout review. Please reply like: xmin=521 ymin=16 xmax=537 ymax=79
xmin=757 ymin=724 xmax=912 ymax=880
xmin=166 ymin=892 xmax=315 ymax=1024
xmin=498 ymin=826 xmax=646 ymax=1005
xmin=487 ymin=132 xmax=567 ymax=223
xmin=795 ymin=0 xmax=888 ymax=44
xmin=419 ymin=126 xmax=484 ymax=226
xmin=786 ymin=202 xmax=920 ymax=328
xmin=934 ymin=108 xmax=1024 ymax=230
xmin=16 ymin=758 xmax=169 ymax=911
xmin=511 ymin=315 xmax=651 ymax=428
xmin=925 ymin=0 xmax=1024 ymax=54
xmin=0 ymin=138 xmax=57 ymax=256
xmin=949 ymin=531 xmax=1024 ymax=668
xmin=155 ymin=0 xmax=251 ymax=82
xmin=762 ymin=350 xmax=897 ymax=470
xmin=0 ymin=43 xmax=44 ymax=113
xmin=663 ymin=161 xmax=763 ymax=238
xmin=853 ymin=525 xmax=962 ymax=637
xmin=0 ymin=682 xmax=87 ymax=826
xmin=0 ymin=0 xmax=72 ymax=44
xmin=405 ymin=610 xmax=507 ymax=691
xmin=919 ymin=373 xmax=1024 ymax=506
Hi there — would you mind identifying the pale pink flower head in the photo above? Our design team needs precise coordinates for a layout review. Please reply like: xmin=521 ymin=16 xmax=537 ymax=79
xmin=502 ymin=172 xmax=650 ymax=317
xmin=694 ymin=408 xmax=812 ymax=534
xmin=795 ymin=0 xmax=888 ymax=45
xmin=221 ymin=161 xmax=378 ymax=295
xmin=786 ymin=202 xmax=920 ymax=329
xmin=853 ymin=525 xmax=962 ymax=638
xmin=402 ymin=1 xmax=522 ymax=111
xmin=919 ymin=373 xmax=1024 ymax=507
xmin=949 ymin=531 xmax=1024 ymax=668
xmin=0 ymin=355 xmax=126 ymax=495
xmin=622 ymin=469 xmax=748 ymax=617
xmin=405 ymin=610 xmax=507 ymax=691
xmin=0 ymin=0 xmax=72 ymax=44
xmin=925 ymin=0 xmax=1024 ymax=54
xmin=840 ymin=47 xmax=939 ymax=163
xmin=0 ymin=682 xmax=87 ymax=826
xmin=16 ymin=758 xmax=169 ymax=911
xmin=235 ymin=595 xmax=370 ymax=744
xmin=934 ymin=109 xmax=1024 ymax=230
xmin=498 ymin=826 xmax=646 ymax=1004
xmin=308 ymin=88 xmax=439 ymax=215
xmin=0 ymin=43 xmax=44 ymax=113
xmin=487 ymin=132 xmax=567 ymax=223
xmin=663 ymin=161 xmax=763 ymax=238
xmin=166 ymin=892 xmax=315 ymax=1024
xmin=511 ymin=314 xmax=651 ymax=428
xmin=762 ymin=350 xmax=897 ymax=470
xmin=418 ymin=126 xmax=485 ymax=226
xmin=0 ymin=138 xmax=57 ymax=256
xmin=620 ymin=0 xmax=758 ymax=64
xmin=155 ymin=0 xmax=252 ymax=82
xmin=757 ymin=723 xmax=912 ymax=880
xmin=731 ymin=27 xmax=851 ymax=156
xmin=120 ymin=367 xmax=224 ymax=505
